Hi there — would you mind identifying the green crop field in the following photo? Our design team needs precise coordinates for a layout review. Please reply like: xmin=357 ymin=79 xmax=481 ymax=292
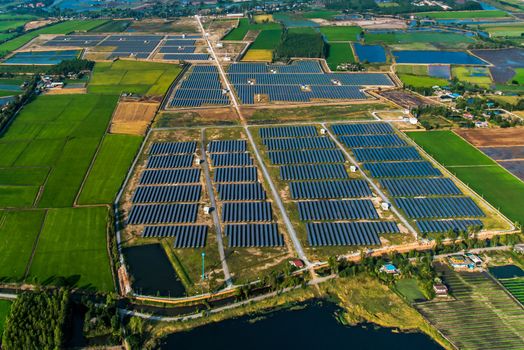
xmin=510 ymin=68 xmax=524 ymax=84
xmin=222 ymin=18 xmax=281 ymax=41
xmin=0 ymin=299 xmax=10 ymax=336
xmin=28 ymin=207 xmax=113 ymax=291
xmin=479 ymin=23 xmax=524 ymax=37
xmin=89 ymin=60 xmax=182 ymax=96
xmin=250 ymin=29 xmax=282 ymax=50
xmin=78 ymin=134 xmax=143 ymax=205
xmin=452 ymin=66 xmax=492 ymax=87
xmin=499 ymin=278 xmax=524 ymax=304
xmin=302 ymin=10 xmax=340 ymax=19
xmin=394 ymin=278 xmax=426 ymax=303
xmin=326 ymin=42 xmax=355 ymax=70
xmin=407 ymin=131 xmax=524 ymax=225
xmin=0 ymin=20 xmax=26 ymax=32
xmin=416 ymin=10 xmax=508 ymax=19
xmin=320 ymin=26 xmax=361 ymax=42
xmin=398 ymin=74 xmax=448 ymax=88
xmin=89 ymin=19 xmax=131 ymax=33
xmin=0 ymin=20 xmax=108 ymax=54
xmin=395 ymin=64 xmax=429 ymax=75
xmin=365 ymin=31 xmax=475 ymax=45
xmin=0 ymin=210 xmax=45 ymax=281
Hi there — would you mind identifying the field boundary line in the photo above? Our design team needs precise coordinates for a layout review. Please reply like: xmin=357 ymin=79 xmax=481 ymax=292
xmin=160 ymin=63 xmax=190 ymax=111
xmin=23 ymin=209 xmax=48 ymax=282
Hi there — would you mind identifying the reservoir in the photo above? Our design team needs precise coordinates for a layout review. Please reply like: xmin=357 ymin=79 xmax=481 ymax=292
xmin=160 ymin=300 xmax=443 ymax=349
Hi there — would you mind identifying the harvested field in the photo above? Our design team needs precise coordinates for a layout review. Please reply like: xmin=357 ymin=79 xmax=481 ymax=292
xmin=455 ymin=128 xmax=524 ymax=147
xmin=110 ymin=100 xmax=160 ymax=135
xmin=378 ymin=89 xmax=435 ymax=109
xmin=154 ymin=107 xmax=239 ymax=128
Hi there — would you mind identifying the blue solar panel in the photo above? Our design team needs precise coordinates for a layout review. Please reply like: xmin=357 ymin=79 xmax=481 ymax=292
xmin=416 ymin=219 xmax=483 ymax=234
xmin=280 ymin=164 xmax=348 ymax=181
xmin=208 ymin=140 xmax=247 ymax=153
xmin=211 ymin=153 xmax=253 ymax=167
xmin=214 ymin=167 xmax=258 ymax=183
xmin=221 ymin=202 xmax=272 ymax=222
xmin=217 ymin=183 xmax=266 ymax=201
xmin=268 ymin=149 xmax=345 ymax=165
xmin=147 ymin=155 xmax=194 ymax=168
xmin=298 ymin=199 xmax=379 ymax=220
xmin=140 ymin=169 xmax=201 ymax=185
xmin=259 ymin=126 xmax=317 ymax=138
xmin=364 ymin=161 xmax=441 ymax=178
xmin=307 ymin=221 xmax=398 ymax=246
xmin=263 ymin=137 xmax=336 ymax=150
xmin=380 ymin=178 xmax=461 ymax=197
xmin=160 ymin=46 xmax=196 ymax=53
xmin=340 ymin=134 xmax=407 ymax=148
xmin=395 ymin=197 xmax=485 ymax=219
xmin=226 ymin=224 xmax=284 ymax=247
xmin=332 ymin=123 xmax=394 ymax=135
xmin=132 ymin=185 xmax=201 ymax=203
xmin=164 ymin=53 xmax=210 ymax=60
xmin=128 ymin=203 xmax=198 ymax=224
xmin=289 ymin=180 xmax=372 ymax=199
xmin=149 ymin=142 xmax=196 ymax=155
xmin=353 ymin=147 xmax=422 ymax=162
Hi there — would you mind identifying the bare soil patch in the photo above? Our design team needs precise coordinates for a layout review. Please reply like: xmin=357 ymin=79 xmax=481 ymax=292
xmin=111 ymin=98 xmax=161 ymax=135
xmin=455 ymin=128 xmax=524 ymax=147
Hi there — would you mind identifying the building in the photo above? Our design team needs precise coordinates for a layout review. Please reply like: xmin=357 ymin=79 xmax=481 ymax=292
xmin=514 ymin=244 xmax=524 ymax=254
xmin=433 ymin=283 xmax=448 ymax=296
xmin=289 ymin=259 xmax=305 ymax=269
xmin=465 ymin=253 xmax=483 ymax=267
xmin=448 ymin=254 xmax=475 ymax=270
xmin=380 ymin=263 xmax=399 ymax=275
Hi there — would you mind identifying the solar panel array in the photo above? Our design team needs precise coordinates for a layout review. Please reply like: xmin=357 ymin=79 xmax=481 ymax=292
xmin=333 ymin=122 xmax=486 ymax=235
xmin=207 ymin=139 xmax=284 ymax=247
xmin=169 ymin=65 xmax=230 ymax=107
xmin=227 ymin=60 xmax=393 ymax=104
xmin=43 ymin=35 xmax=106 ymax=47
xmin=127 ymin=141 xmax=209 ymax=248
xmin=157 ymin=35 xmax=209 ymax=61
xmin=259 ymin=125 xmax=395 ymax=247
xmin=102 ymin=35 xmax=163 ymax=59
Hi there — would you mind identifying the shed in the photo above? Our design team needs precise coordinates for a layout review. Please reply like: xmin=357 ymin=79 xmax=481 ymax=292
xmin=289 ymin=259 xmax=305 ymax=269
xmin=433 ymin=283 xmax=448 ymax=296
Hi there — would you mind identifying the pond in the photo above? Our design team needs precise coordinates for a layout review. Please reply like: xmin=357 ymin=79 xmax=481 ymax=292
xmin=489 ymin=265 xmax=524 ymax=279
xmin=393 ymin=50 xmax=488 ymax=65
xmin=160 ymin=300 xmax=443 ymax=349
xmin=123 ymin=243 xmax=186 ymax=298
xmin=353 ymin=43 xmax=386 ymax=63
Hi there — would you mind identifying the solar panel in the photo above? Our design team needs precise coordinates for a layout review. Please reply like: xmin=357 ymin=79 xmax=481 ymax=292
xmin=211 ymin=153 xmax=253 ymax=167
xmin=395 ymin=197 xmax=485 ymax=219
xmin=332 ymin=123 xmax=394 ymax=135
xmin=147 ymin=155 xmax=194 ymax=169
xmin=149 ymin=141 xmax=197 ymax=155
xmin=289 ymin=180 xmax=372 ymax=199
xmin=364 ymin=161 xmax=441 ymax=178
xmin=380 ymin=178 xmax=461 ymax=197
xmin=226 ymin=224 xmax=284 ymax=247
xmin=416 ymin=219 xmax=483 ymax=234
xmin=259 ymin=126 xmax=317 ymax=138
xmin=352 ymin=147 xmax=422 ymax=162
xmin=128 ymin=203 xmax=198 ymax=224
xmin=263 ymin=137 xmax=336 ymax=150
xmin=340 ymin=134 xmax=407 ymax=148
xmin=208 ymin=140 xmax=247 ymax=153
xmin=217 ymin=183 xmax=266 ymax=201
xmin=298 ymin=199 xmax=379 ymax=220
xmin=132 ymin=185 xmax=201 ymax=203
xmin=280 ymin=164 xmax=348 ymax=181
xmin=140 ymin=169 xmax=201 ymax=185
xmin=307 ymin=222 xmax=398 ymax=246
xmin=214 ymin=167 xmax=258 ymax=183
xmin=268 ymin=149 xmax=345 ymax=165
xmin=221 ymin=202 xmax=272 ymax=222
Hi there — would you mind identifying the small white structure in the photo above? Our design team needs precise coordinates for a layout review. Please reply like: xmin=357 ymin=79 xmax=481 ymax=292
xmin=195 ymin=158 xmax=202 ymax=165
xmin=320 ymin=128 xmax=327 ymax=135
xmin=514 ymin=244 xmax=524 ymax=254
xmin=349 ymin=165 xmax=358 ymax=173
xmin=409 ymin=117 xmax=418 ymax=125
xmin=203 ymin=206 xmax=211 ymax=215
xmin=216 ymin=42 xmax=223 ymax=48
xmin=381 ymin=202 xmax=391 ymax=211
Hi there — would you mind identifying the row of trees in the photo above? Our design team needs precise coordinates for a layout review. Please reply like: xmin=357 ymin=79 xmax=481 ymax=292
xmin=0 ymin=75 xmax=37 ymax=133
xmin=2 ymin=289 xmax=70 ymax=349
xmin=46 ymin=58 xmax=94 ymax=77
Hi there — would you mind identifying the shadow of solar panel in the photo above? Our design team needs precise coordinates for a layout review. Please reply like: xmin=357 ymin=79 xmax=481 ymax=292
xmin=132 ymin=185 xmax=201 ymax=203
xmin=395 ymin=197 xmax=485 ymax=219
xmin=298 ymin=199 xmax=379 ymax=220
xmin=147 ymin=155 xmax=194 ymax=169
xmin=226 ymin=224 xmax=284 ymax=247
xmin=263 ymin=137 xmax=336 ymax=150
xmin=353 ymin=147 xmax=422 ymax=162
xmin=211 ymin=153 xmax=253 ymax=167
xmin=340 ymin=134 xmax=407 ymax=148
xmin=380 ymin=178 xmax=461 ymax=197
xmin=149 ymin=141 xmax=196 ymax=155
xmin=208 ymin=140 xmax=247 ymax=153
xmin=290 ymin=180 xmax=372 ymax=199
xmin=364 ymin=161 xmax=441 ymax=178
xmin=416 ymin=219 xmax=483 ymax=234
xmin=280 ymin=164 xmax=348 ymax=181
xmin=217 ymin=183 xmax=266 ymax=201
xmin=140 ymin=169 xmax=201 ymax=185
xmin=307 ymin=221 xmax=397 ymax=246
xmin=332 ymin=123 xmax=394 ymax=135
xmin=268 ymin=149 xmax=345 ymax=165
xmin=214 ymin=167 xmax=258 ymax=183
xmin=259 ymin=126 xmax=317 ymax=138
xmin=221 ymin=202 xmax=272 ymax=222
xmin=128 ymin=204 xmax=198 ymax=224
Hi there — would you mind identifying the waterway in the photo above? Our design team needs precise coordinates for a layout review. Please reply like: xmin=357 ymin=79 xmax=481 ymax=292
xmin=159 ymin=300 xmax=443 ymax=349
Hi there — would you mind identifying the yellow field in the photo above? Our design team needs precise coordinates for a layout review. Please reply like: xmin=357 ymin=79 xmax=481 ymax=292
xmin=242 ymin=49 xmax=273 ymax=62
xmin=253 ymin=14 xmax=274 ymax=23
xmin=487 ymin=95 xmax=521 ymax=105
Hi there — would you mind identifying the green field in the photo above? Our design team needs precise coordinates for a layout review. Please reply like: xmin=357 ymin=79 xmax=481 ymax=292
xmin=89 ymin=19 xmax=131 ymax=33
xmin=416 ymin=10 xmax=508 ymax=19
xmin=395 ymin=64 xmax=429 ymax=75
xmin=365 ymin=31 xmax=475 ymax=45
xmin=0 ymin=299 xmax=11 ymax=336
xmin=222 ymin=18 xmax=281 ymax=41
xmin=510 ymin=68 xmax=524 ymax=84
xmin=78 ymin=134 xmax=143 ymax=205
xmin=0 ymin=20 xmax=108 ymax=54
xmin=394 ymin=278 xmax=426 ymax=303
xmin=452 ymin=66 xmax=492 ymax=87
xmin=326 ymin=42 xmax=355 ymax=70
xmin=407 ymin=131 xmax=524 ymax=225
xmin=28 ymin=207 xmax=113 ymax=291
xmin=479 ymin=23 xmax=524 ymax=37
xmin=0 ymin=20 xmax=26 ymax=32
xmin=250 ymin=29 xmax=282 ymax=50
xmin=0 ymin=210 xmax=45 ymax=281
xmin=398 ymin=74 xmax=448 ymax=88
xmin=89 ymin=60 xmax=182 ymax=96
xmin=320 ymin=26 xmax=361 ymax=42
xmin=499 ymin=278 xmax=524 ymax=304
xmin=302 ymin=10 xmax=340 ymax=20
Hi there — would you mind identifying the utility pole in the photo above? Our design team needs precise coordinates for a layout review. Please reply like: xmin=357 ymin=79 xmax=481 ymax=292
xmin=201 ymin=252 xmax=206 ymax=280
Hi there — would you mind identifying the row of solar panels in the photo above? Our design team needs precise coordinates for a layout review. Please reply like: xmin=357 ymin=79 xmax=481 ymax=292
xmin=353 ymin=147 xmax=422 ymax=163
xmin=268 ymin=149 xmax=345 ymax=165
xmin=395 ymin=197 xmax=485 ymax=219
xmin=228 ymin=61 xmax=323 ymax=74
xmin=307 ymin=222 xmax=398 ymax=246
xmin=298 ymin=199 xmax=379 ymax=221
xmin=228 ymin=73 xmax=393 ymax=86
xmin=225 ymin=224 xmax=284 ymax=247
xmin=263 ymin=136 xmax=336 ymax=150
xmin=379 ymin=178 xmax=461 ymax=197
xmin=147 ymin=154 xmax=194 ymax=169
xmin=416 ymin=219 xmax=483 ymax=234
xmin=235 ymin=85 xmax=367 ymax=104
xmin=340 ymin=134 xmax=407 ymax=148
xmin=142 ymin=225 xmax=207 ymax=248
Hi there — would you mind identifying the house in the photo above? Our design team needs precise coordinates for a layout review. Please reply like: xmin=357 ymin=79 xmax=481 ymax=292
xmin=289 ymin=259 xmax=305 ymax=269
xmin=475 ymin=121 xmax=488 ymax=128
xmin=465 ymin=253 xmax=482 ymax=267
xmin=380 ymin=263 xmax=399 ymax=275
xmin=433 ymin=283 xmax=448 ymax=296
xmin=448 ymin=254 xmax=475 ymax=269
xmin=514 ymin=244 xmax=524 ymax=254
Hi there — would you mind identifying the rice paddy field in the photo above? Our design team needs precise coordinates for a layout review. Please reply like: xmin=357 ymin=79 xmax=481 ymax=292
xmin=222 ymin=18 xmax=281 ymax=41
xmin=452 ymin=66 xmax=493 ymax=87
xmin=326 ymin=42 xmax=355 ymax=70
xmin=415 ymin=264 xmax=524 ymax=350
xmin=320 ymin=26 xmax=361 ymax=42
xmin=249 ymin=29 xmax=282 ymax=50
xmin=407 ymin=131 xmax=524 ymax=226
xmin=88 ymin=60 xmax=182 ymax=96
xmin=0 ymin=20 xmax=108 ymax=55
xmin=479 ymin=23 xmax=524 ymax=37
xmin=416 ymin=10 xmax=509 ymax=19
xmin=0 ymin=20 xmax=27 ymax=32
xmin=365 ymin=31 xmax=475 ymax=46
xmin=398 ymin=74 xmax=448 ymax=88
xmin=242 ymin=49 xmax=273 ymax=62
xmin=499 ymin=277 xmax=524 ymax=304
xmin=510 ymin=68 xmax=524 ymax=84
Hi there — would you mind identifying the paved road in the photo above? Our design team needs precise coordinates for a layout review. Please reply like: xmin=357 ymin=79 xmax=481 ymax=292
xmin=200 ymin=128 xmax=233 ymax=287
xmin=322 ymin=123 xmax=419 ymax=239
